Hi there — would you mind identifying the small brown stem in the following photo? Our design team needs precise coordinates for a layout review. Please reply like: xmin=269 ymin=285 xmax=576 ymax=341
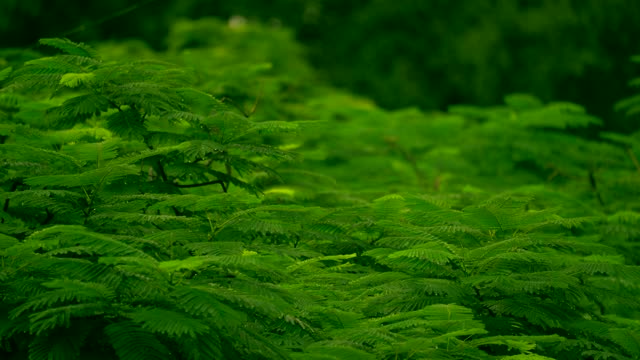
xmin=220 ymin=97 xmax=249 ymax=118
xmin=249 ymin=83 xmax=263 ymax=116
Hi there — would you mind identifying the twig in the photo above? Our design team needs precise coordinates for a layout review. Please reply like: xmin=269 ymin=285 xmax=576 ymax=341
xmin=627 ymin=147 xmax=640 ymax=174
xmin=384 ymin=136 xmax=428 ymax=189
xmin=173 ymin=179 xmax=225 ymax=189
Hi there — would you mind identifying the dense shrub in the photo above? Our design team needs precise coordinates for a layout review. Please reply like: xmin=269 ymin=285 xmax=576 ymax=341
xmin=1 ymin=18 xmax=639 ymax=360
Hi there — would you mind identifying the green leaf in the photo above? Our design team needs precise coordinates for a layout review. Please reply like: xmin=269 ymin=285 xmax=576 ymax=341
xmin=0 ymin=66 xmax=12 ymax=82
xmin=129 ymin=308 xmax=210 ymax=338
xmin=106 ymin=108 xmax=147 ymax=139
xmin=48 ymin=93 xmax=111 ymax=127
xmin=59 ymin=72 xmax=95 ymax=88
xmin=25 ymin=165 xmax=139 ymax=188
xmin=104 ymin=321 xmax=172 ymax=360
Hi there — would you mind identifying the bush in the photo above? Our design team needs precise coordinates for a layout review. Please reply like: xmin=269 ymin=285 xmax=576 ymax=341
xmin=1 ymin=20 xmax=639 ymax=360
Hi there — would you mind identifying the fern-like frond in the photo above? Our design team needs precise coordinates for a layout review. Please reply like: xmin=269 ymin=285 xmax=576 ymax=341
xmin=104 ymin=321 xmax=172 ymax=360
xmin=16 ymin=57 xmax=84 ymax=75
xmin=483 ymin=297 xmax=574 ymax=329
xmin=89 ymin=212 xmax=198 ymax=229
xmin=143 ymin=229 xmax=208 ymax=245
xmin=27 ymin=303 xmax=107 ymax=335
xmin=469 ymin=271 xmax=585 ymax=303
xmin=0 ymin=144 xmax=82 ymax=170
xmin=287 ymin=253 xmax=357 ymax=273
xmin=160 ymin=110 xmax=205 ymax=125
xmin=129 ymin=307 xmax=210 ymax=338
xmin=59 ymin=72 xmax=96 ymax=88
xmin=27 ymin=225 xmax=152 ymax=258
xmin=373 ymin=303 xmax=475 ymax=325
xmin=27 ymin=326 xmax=88 ymax=360
xmin=200 ymin=283 xmax=285 ymax=319
xmin=106 ymin=108 xmax=147 ymax=139
xmin=25 ymin=164 xmax=139 ymax=188
xmin=47 ymin=93 xmax=110 ymax=127
xmin=387 ymin=242 xmax=459 ymax=265
xmin=176 ymin=332 xmax=224 ymax=360
xmin=39 ymin=38 xmax=98 ymax=58
xmin=472 ymin=251 xmax=552 ymax=274
xmin=348 ymin=272 xmax=412 ymax=288
xmin=0 ymin=66 xmax=12 ymax=82
xmin=1 ymin=189 xmax=83 ymax=216
xmin=108 ymin=82 xmax=183 ymax=114
xmin=61 ymin=140 xmax=120 ymax=163
xmin=9 ymin=279 xmax=113 ymax=320
xmin=295 ymin=343 xmax=376 ymax=360
xmin=176 ymin=139 xmax=225 ymax=161
xmin=229 ymin=143 xmax=298 ymax=161
xmin=0 ymin=233 xmax=20 ymax=250
xmin=567 ymin=262 xmax=640 ymax=284
xmin=8 ymin=54 xmax=99 ymax=91
xmin=248 ymin=121 xmax=301 ymax=135
xmin=328 ymin=326 xmax=401 ymax=349
xmin=97 ymin=256 xmax=163 ymax=282
xmin=519 ymin=102 xmax=603 ymax=129
xmin=171 ymin=285 xmax=247 ymax=327
xmin=361 ymin=278 xmax=470 ymax=316
xmin=462 ymin=196 xmax=554 ymax=232
xmin=158 ymin=256 xmax=222 ymax=272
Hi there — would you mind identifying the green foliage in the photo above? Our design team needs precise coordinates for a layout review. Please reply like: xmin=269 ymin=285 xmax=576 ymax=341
xmin=1 ymin=20 xmax=640 ymax=360
xmin=3 ymin=0 xmax=640 ymax=134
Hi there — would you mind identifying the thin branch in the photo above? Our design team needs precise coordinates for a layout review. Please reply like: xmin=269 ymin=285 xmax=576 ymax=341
xmin=59 ymin=0 xmax=160 ymax=39
xmin=3 ymin=179 xmax=22 ymax=212
xmin=385 ymin=136 xmax=428 ymax=189
xmin=588 ymin=170 xmax=605 ymax=206
xmin=156 ymin=161 xmax=168 ymax=182
xmin=224 ymin=160 xmax=232 ymax=192
xmin=220 ymin=96 xmax=250 ymax=118
xmin=249 ymin=83 xmax=264 ymax=116
xmin=173 ymin=179 xmax=225 ymax=188
xmin=107 ymin=99 xmax=122 ymax=112
xmin=42 ymin=208 xmax=54 ymax=225
xmin=627 ymin=147 xmax=640 ymax=174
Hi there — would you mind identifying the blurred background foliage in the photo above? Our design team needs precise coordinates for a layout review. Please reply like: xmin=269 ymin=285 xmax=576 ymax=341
xmin=1 ymin=0 xmax=640 ymax=132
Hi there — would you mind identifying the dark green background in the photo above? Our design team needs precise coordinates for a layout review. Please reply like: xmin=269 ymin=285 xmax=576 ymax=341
xmin=2 ymin=0 xmax=640 ymax=131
